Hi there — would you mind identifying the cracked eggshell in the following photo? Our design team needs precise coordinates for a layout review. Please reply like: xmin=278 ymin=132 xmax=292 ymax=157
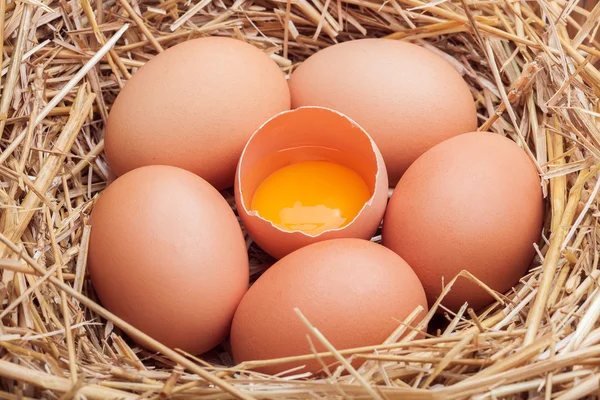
xmin=234 ymin=107 xmax=388 ymax=259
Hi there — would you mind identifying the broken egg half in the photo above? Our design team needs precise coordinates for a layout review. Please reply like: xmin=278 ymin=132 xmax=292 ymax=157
xmin=235 ymin=106 xmax=388 ymax=259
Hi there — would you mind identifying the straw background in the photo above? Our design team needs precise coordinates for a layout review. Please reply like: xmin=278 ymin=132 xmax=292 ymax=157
xmin=0 ymin=0 xmax=599 ymax=397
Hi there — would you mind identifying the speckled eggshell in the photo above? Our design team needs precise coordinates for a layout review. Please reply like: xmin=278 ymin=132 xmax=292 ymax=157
xmin=382 ymin=132 xmax=544 ymax=312
xmin=105 ymin=37 xmax=290 ymax=190
xmin=230 ymin=238 xmax=428 ymax=375
xmin=88 ymin=165 xmax=249 ymax=355
xmin=289 ymin=38 xmax=477 ymax=185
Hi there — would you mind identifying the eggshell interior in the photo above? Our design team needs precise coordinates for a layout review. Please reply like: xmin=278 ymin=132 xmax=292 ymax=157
xmin=235 ymin=106 xmax=388 ymax=259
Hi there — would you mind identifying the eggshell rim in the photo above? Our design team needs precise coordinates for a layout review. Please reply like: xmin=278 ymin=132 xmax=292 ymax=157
xmin=236 ymin=105 xmax=385 ymax=238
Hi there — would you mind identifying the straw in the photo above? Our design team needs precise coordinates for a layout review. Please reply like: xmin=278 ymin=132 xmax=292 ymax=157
xmin=0 ymin=0 xmax=599 ymax=397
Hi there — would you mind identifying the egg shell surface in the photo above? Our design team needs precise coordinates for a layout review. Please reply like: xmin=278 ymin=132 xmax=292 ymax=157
xmin=382 ymin=132 xmax=544 ymax=312
xmin=88 ymin=165 xmax=249 ymax=355
xmin=235 ymin=107 xmax=388 ymax=259
xmin=105 ymin=37 xmax=290 ymax=190
xmin=289 ymin=38 xmax=477 ymax=185
xmin=230 ymin=238 xmax=428 ymax=375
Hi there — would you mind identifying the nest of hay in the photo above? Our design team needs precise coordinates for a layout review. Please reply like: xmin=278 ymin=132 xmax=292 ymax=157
xmin=0 ymin=0 xmax=599 ymax=397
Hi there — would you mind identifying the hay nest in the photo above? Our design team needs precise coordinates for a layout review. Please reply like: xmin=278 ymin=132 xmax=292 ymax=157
xmin=0 ymin=0 xmax=599 ymax=397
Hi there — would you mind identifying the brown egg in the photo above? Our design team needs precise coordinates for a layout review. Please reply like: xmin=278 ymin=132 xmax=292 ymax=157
xmin=88 ymin=165 xmax=249 ymax=354
xmin=235 ymin=106 xmax=388 ymax=259
xmin=382 ymin=132 xmax=543 ymax=312
xmin=105 ymin=37 xmax=290 ymax=190
xmin=230 ymin=238 xmax=428 ymax=375
xmin=289 ymin=38 xmax=477 ymax=185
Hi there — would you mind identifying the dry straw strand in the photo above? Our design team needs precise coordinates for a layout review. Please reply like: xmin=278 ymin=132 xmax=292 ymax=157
xmin=0 ymin=0 xmax=599 ymax=397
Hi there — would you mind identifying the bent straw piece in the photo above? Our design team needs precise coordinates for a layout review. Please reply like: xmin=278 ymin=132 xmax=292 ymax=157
xmin=0 ymin=234 xmax=255 ymax=400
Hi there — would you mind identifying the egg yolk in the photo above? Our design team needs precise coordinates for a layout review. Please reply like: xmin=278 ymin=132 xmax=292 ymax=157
xmin=250 ymin=161 xmax=371 ymax=235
